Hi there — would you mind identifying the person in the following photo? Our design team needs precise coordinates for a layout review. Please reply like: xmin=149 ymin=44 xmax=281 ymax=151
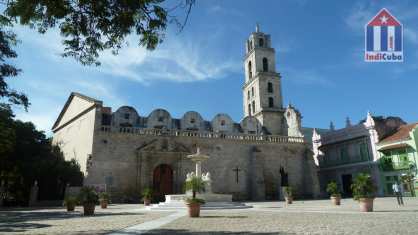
xmin=392 ymin=181 xmax=404 ymax=206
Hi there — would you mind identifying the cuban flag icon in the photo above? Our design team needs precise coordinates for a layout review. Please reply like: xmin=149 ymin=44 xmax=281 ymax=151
xmin=365 ymin=8 xmax=403 ymax=62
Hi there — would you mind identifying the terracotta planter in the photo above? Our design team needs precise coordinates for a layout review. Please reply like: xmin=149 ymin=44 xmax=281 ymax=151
xmin=359 ymin=198 xmax=374 ymax=212
xmin=83 ymin=203 xmax=96 ymax=216
xmin=331 ymin=196 xmax=341 ymax=206
xmin=66 ymin=204 xmax=75 ymax=211
xmin=100 ymin=200 xmax=108 ymax=209
xmin=187 ymin=202 xmax=201 ymax=217
xmin=144 ymin=198 xmax=151 ymax=206
xmin=285 ymin=196 xmax=293 ymax=204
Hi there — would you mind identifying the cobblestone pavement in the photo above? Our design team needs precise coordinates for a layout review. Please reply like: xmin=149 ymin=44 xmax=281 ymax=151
xmin=1 ymin=198 xmax=417 ymax=235
xmin=148 ymin=197 xmax=418 ymax=235
xmin=0 ymin=204 xmax=171 ymax=234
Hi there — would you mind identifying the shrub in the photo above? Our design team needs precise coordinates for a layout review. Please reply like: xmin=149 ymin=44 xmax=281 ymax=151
xmin=63 ymin=196 xmax=78 ymax=206
xmin=184 ymin=176 xmax=206 ymax=204
xmin=78 ymin=186 xmax=99 ymax=204
xmin=283 ymin=186 xmax=293 ymax=197
xmin=142 ymin=188 xmax=153 ymax=200
xmin=326 ymin=181 xmax=341 ymax=197
xmin=99 ymin=192 xmax=110 ymax=201
xmin=185 ymin=197 xmax=205 ymax=204
xmin=351 ymin=173 xmax=376 ymax=200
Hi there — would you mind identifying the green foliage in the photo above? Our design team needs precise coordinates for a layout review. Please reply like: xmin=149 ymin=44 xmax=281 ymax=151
xmin=99 ymin=192 xmax=110 ymax=201
xmin=63 ymin=196 xmax=79 ymax=206
xmin=185 ymin=197 xmax=205 ymax=204
xmin=5 ymin=0 xmax=195 ymax=66
xmin=78 ymin=186 xmax=99 ymax=204
xmin=351 ymin=173 xmax=376 ymax=200
xmin=326 ymin=181 xmax=341 ymax=197
xmin=283 ymin=186 xmax=293 ymax=197
xmin=184 ymin=176 xmax=205 ymax=199
xmin=141 ymin=188 xmax=153 ymax=199
xmin=0 ymin=107 xmax=84 ymax=206
xmin=0 ymin=15 xmax=29 ymax=109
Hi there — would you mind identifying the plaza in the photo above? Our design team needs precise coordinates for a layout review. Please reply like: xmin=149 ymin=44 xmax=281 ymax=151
xmin=1 ymin=198 xmax=417 ymax=234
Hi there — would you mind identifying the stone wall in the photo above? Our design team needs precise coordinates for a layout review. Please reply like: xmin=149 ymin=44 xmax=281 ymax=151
xmin=85 ymin=128 xmax=320 ymax=202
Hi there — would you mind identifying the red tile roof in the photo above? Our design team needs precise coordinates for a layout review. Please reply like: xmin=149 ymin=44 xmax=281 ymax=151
xmin=379 ymin=122 xmax=418 ymax=145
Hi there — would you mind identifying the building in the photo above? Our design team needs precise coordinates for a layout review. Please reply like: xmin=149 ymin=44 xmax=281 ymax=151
xmin=312 ymin=113 xmax=405 ymax=197
xmin=52 ymin=26 xmax=320 ymax=202
xmin=376 ymin=122 xmax=418 ymax=196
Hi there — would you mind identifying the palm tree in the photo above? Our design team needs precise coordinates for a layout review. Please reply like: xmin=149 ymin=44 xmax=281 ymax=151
xmin=184 ymin=176 xmax=206 ymax=200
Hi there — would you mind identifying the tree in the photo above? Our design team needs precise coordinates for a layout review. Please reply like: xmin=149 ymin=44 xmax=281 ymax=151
xmin=0 ymin=108 xmax=83 ymax=206
xmin=5 ymin=0 xmax=195 ymax=65
xmin=0 ymin=16 xmax=29 ymax=110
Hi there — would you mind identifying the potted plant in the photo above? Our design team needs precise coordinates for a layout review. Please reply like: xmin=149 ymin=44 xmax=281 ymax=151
xmin=142 ymin=188 xmax=153 ymax=206
xmin=184 ymin=176 xmax=206 ymax=217
xmin=326 ymin=181 xmax=341 ymax=205
xmin=351 ymin=173 xmax=376 ymax=212
xmin=78 ymin=186 xmax=99 ymax=216
xmin=63 ymin=196 xmax=78 ymax=211
xmin=99 ymin=192 xmax=110 ymax=209
xmin=283 ymin=186 xmax=293 ymax=204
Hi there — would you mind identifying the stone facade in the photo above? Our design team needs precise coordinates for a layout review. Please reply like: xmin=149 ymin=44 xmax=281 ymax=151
xmin=312 ymin=112 xmax=405 ymax=197
xmin=52 ymin=26 xmax=320 ymax=202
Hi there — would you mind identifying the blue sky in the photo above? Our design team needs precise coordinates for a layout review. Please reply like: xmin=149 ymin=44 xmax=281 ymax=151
xmin=8 ymin=0 xmax=418 ymax=135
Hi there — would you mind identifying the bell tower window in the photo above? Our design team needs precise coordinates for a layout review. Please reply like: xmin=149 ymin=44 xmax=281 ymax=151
xmin=268 ymin=97 xmax=274 ymax=108
xmin=248 ymin=104 xmax=252 ymax=116
xmin=263 ymin=58 xmax=268 ymax=72
xmin=259 ymin=38 xmax=264 ymax=47
xmin=268 ymin=82 xmax=273 ymax=93
xmin=248 ymin=61 xmax=253 ymax=78
xmin=252 ymin=101 xmax=256 ymax=113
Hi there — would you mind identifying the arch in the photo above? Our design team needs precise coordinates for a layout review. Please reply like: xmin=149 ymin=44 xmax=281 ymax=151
xmin=248 ymin=61 xmax=252 ymax=78
xmin=153 ymin=164 xmax=173 ymax=202
xmin=113 ymin=106 xmax=139 ymax=127
xmin=259 ymin=38 xmax=264 ymax=47
xmin=269 ymin=97 xmax=274 ymax=108
xmin=263 ymin=57 xmax=268 ymax=72
xmin=268 ymin=82 xmax=273 ymax=93
xmin=212 ymin=113 xmax=234 ymax=133
xmin=147 ymin=109 xmax=172 ymax=129
xmin=240 ymin=116 xmax=262 ymax=134
xmin=181 ymin=111 xmax=203 ymax=131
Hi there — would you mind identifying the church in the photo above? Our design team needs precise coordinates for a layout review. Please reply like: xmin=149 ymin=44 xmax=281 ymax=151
xmin=52 ymin=26 xmax=320 ymax=202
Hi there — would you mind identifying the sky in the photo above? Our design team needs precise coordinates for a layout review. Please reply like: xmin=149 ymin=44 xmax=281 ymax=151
xmin=7 ymin=0 xmax=418 ymax=135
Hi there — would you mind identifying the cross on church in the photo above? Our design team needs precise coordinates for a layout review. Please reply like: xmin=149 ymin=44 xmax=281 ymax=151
xmin=233 ymin=166 xmax=241 ymax=183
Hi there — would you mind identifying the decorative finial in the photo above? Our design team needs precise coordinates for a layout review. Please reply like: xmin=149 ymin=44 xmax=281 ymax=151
xmin=346 ymin=117 xmax=352 ymax=127
xmin=329 ymin=121 xmax=335 ymax=131
xmin=256 ymin=23 xmax=260 ymax=33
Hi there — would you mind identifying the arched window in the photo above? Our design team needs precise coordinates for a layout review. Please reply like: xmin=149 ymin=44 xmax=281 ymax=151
xmin=259 ymin=38 xmax=264 ymax=47
xmin=252 ymin=101 xmax=256 ymax=113
xmin=268 ymin=97 xmax=274 ymax=108
xmin=263 ymin=58 xmax=268 ymax=72
xmin=247 ymin=40 xmax=251 ymax=52
xmin=251 ymin=87 xmax=254 ymax=97
xmin=247 ymin=90 xmax=250 ymax=100
xmin=248 ymin=104 xmax=252 ymax=116
xmin=268 ymin=82 xmax=273 ymax=93
xmin=248 ymin=61 xmax=253 ymax=78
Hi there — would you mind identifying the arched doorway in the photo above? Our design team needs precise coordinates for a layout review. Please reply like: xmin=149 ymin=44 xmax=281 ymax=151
xmin=153 ymin=164 xmax=173 ymax=202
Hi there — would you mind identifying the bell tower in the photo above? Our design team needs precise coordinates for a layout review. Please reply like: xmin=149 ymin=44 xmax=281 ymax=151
xmin=243 ymin=24 xmax=285 ymax=135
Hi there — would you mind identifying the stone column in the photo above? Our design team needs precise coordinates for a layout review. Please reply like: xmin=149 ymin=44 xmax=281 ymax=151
xmin=195 ymin=161 xmax=202 ymax=177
